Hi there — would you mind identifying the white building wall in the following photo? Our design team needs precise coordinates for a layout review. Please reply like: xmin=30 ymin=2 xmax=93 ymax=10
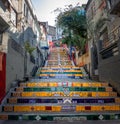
xmin=6 ymin=37 xmax=24 ymax=92
xmin=6 ymin=37 xmax=34 ymax=92
xmin=0 ymin=0 xmax=41 ymax=92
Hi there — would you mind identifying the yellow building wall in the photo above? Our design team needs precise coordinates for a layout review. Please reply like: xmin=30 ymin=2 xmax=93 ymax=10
xmin=77 ymin=52 xmax=90 ymax=67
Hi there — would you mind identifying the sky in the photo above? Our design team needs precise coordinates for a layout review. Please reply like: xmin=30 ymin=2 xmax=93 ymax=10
xmin=31 ymin=0 xmax=88 ymax=26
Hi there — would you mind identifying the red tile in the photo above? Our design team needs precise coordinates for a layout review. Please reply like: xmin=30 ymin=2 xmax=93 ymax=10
xmin=85 ymin=106 xmax=91 ymax=110
xmin=46 ymin=106 xmax=52 ymax=110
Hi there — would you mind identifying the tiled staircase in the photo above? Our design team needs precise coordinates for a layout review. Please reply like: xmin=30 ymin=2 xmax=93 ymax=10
xmin=0 ymin=47 xmax=120 ymax=121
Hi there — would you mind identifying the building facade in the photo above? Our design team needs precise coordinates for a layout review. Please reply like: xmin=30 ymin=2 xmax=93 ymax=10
xmin=39 ymin=21 xmax=49 ymax=61
xmin=0 ymin=0 xmax=43 ymax=101
xmin=48 ymin=25 xmax=56 ymax=41
xmin=86 ymin=0 xmax=108 ymax=79
xmin=98 ymin=0 xmax=120 ymax=93
xmin=86 ymin=0 xmax=120 ymax=93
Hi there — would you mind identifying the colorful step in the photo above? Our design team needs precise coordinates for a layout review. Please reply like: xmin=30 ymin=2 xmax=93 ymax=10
xmin=2 ymin=105 xmax=61 ymax=112
xmin=15 ymin=87 xmax=113 ymax=92
xmin=0 ymin=47 xmax=120 ymax=121
xmin=38 ymin=74 xmax=83 ymax=76
xmin=7 ymin=97 xmax=120 ymax=104
xmin=0 ymin=113 xmax=120 ymax=120
xmin=2 ymin=105 xmax=120 ymax=112
xmin=39 ymin=72 xmax=82 ymax=74
xmin=11 ymin=91 xmax=117 ymax=97
xmin=41 ymin=67 xmax=80 ymax=70
xmin=19 ymin=82 xmax=109 ymax=87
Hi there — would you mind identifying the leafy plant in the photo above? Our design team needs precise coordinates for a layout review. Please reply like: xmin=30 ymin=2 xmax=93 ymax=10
xmin=24 ymin=41 xmax=36 ymax=55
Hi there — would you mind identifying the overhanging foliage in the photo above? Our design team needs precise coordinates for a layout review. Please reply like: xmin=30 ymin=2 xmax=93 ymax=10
xmin=54 ymin=4 xmax=87 ymax=54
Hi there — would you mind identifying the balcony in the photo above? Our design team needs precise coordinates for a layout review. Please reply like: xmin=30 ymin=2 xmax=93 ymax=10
xmin=110 ymin=0 xmax=120 ymax=15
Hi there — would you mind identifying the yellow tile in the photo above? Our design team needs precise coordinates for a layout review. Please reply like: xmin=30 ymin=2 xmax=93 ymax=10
xmin=82 ymin=83 xmax=89 ymax=87
xmin=52 ymin=106 xmax=61 ymax=112
xmin=14 ymin=106 xmax=31 ymax=112
xmin=79 ymin=92 xmax=88 ymax=97
xmin=39 ymin=83 xmax=48 ymax=87
xmin=34 ymin=106 xmax=45 ymax=111
xmin=9 ymin=98 xmax=17 ymax=104
xmin=72 ymin=83 xmax=81 ymax=87
xmin=49 ymin=83 xmax=57 ymax=87
xmin=109 ymin=92 xmax=117 ymax=97
xmin=115 ymin=98 xmax=120 ymax=103
xmin=16 ymin=87 xmax=23 ymax=92
xmin=27 ymin=83 xmax=35 ymax=87
xmin=12 ymin=92 xmax=21 ymax=97
xmin=34 ymin=106 xmax=41 ymax=112
xmin=106 ymin=87 xmax=113 ymax=92
xmin=92 ymin=83 xmax=101 ymax=87
xmin=75 ymin=74 xmax=83 ymax=77
xmin=76 ymin=106 xmax=85 ymax=111
xmin=91 ymin=92 xmax=109 ymax=97
xmin=92 ymin=106 xmax=101 ymax=111
xmin=21 ymin=92 xmax=33 ymax=97
xmin=4 ymin=106 xmax=13 ymax=112
xmin=40 ymin=106 xmax=46 ymax=111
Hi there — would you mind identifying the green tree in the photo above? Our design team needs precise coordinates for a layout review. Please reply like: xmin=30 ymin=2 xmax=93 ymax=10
xmin=54 ymin=4 xmax=87 ymax=55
